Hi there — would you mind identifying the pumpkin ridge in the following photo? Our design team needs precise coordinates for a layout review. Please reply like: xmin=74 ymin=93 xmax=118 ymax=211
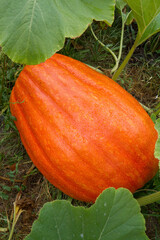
xmin=15 ymin=71 xmax=145 ymax=194
xmin=30 ymin=56 xmax=146 ymax=133
xmin=51 ymin=54 xmax=153 ymax=125
xmin=16 ymin=69 xmax=141 ymax=190
xmin=10 ymin=53 xmax=159 ymax=202
xmin=51 ymin=57 xmax=158 ymax=167
xmin=10 ymin=89 xmax=99 ymax=202
xmin=91 ymin=140 xmax=143 ymax=191
xmin=12 ymin=77 xmax=116 ymax=194
xmin=17 ymin=60 xmax=158 ymax=191
xmin=30 ymin=57 xmax=149 ymax=144
xmin=21 ymin=68 xmax=75 ymax=120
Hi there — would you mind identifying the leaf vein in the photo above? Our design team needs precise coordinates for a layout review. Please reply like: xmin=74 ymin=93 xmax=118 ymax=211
xmin=25 ymin=0 xmax=37 ymax=56
xmin=97 ymin=193 xmax=115 ymax=240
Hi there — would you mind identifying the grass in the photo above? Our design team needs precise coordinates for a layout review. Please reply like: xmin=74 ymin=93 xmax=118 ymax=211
xmin=0 ymin=19 xmax=160 ymax=239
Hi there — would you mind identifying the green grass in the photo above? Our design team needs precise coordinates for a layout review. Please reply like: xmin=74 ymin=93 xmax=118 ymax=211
xmin=0 ymin=19 xmax=160 ymax=239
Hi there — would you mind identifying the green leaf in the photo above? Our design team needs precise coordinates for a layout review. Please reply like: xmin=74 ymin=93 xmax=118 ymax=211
xmin=1 ymin=185 xmax=11 ymax=191
xmin=25 ymin=188 xmax=148 ymax=240
xmin=116 ymin=0 xmax=129 ymax=23
xmin=125 ymin=10 xmax=134 ymax=25
xmin=116 ymin=0 xmax=126 ymax=11
xmin=0 ymin=0 xmax=115 ymax=65
xmin=125 ymin=0 xmax=160 ymax=45
xmin=155 ymin=118 xmax=160 ymax=161
xmin=0 ymin=191 xmax=9 ymax=200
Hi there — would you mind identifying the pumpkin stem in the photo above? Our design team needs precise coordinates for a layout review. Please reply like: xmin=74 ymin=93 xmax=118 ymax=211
xmin=137 ymin=191 xmax=160 ymax=206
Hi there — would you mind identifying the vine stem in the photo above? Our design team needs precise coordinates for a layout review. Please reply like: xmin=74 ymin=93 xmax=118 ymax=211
xmin=154 ymin=102 xmax=160 ymax=116
xmin=111 ymin=20 xmax=125 ymax=73
xmin=140 ymin=103 xmax=153 ymax=114
xmin=118 ymin=20 xmax=125 ymax=62
xmin=137 ymin=191 xmax=160 ymax=207
xmin=112 ymin=34 xmax=141 ymax=81
xmin=90 ymin=25 xmax=118 ymax=64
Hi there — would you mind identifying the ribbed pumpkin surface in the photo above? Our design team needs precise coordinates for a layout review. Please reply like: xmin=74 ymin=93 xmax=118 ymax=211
xmin=10 ymin=53 xmax=158 ymax=202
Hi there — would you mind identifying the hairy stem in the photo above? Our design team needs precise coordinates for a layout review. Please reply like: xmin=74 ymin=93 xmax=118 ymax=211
xmin=140 ymin=103 xmax=153 ymax=114
xmin=112 ymin=34 xmax=141 ymax=81
xmin=137 ymin=191 xmax=160 ymax=206
xmin=111 ymin=21 xmax=125 ymax=73
xmin=154 ymin=102 xmax=160 ymax=116
xmin=90 ymin=25 xmax=118 ymax=64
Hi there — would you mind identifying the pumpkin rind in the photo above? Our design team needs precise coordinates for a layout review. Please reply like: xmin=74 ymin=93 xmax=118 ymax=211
xmin=10 ymin=53 xmax=158 ymax=202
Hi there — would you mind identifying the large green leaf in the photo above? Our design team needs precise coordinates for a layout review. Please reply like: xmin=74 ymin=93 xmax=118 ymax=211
xmin=0 ymin=0 xmax=115 ymax=65
xmin=125 ymin=0 xmax=160 ymax=45
xmin=25 ymin=188 xmax=148 ymax=240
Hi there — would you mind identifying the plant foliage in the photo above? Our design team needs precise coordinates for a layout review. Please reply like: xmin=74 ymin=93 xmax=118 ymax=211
xmin=126 ymin=0 xmax=160 ymax=45
xmin=25 ymin=188 xmax=148 ymax=240
xmin=0 ymin=0 xmax=115 ymax=65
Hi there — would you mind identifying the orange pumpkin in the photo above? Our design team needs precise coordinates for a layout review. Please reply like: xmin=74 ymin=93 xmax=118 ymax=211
xmin=10 ymin=54 xmax=158 ymax=202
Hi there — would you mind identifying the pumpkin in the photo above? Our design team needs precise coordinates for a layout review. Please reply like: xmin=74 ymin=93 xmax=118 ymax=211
xmin=10 ymin=53 xmax=158 ymax=202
